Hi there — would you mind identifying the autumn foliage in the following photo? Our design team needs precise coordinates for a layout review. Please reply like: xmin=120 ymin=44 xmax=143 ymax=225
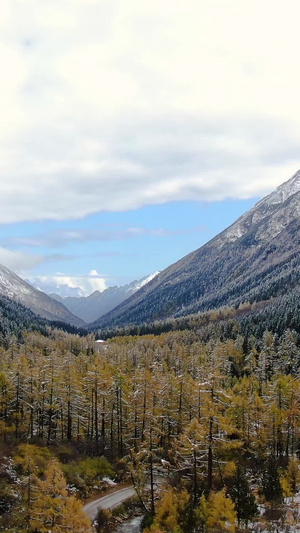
xmin=0 ymin=327 xmax=300 ymax=531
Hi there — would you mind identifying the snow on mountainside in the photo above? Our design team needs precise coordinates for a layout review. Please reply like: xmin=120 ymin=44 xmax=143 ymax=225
xmin=221 ymin=170 xmax=300 ymax=244
xmin=0 ymin=264 xmax=84 ymax=327
xmin=127 ymin=271 xmax=160 ymax=292
xmin=92 ymin=170 xmax=300 ymax=329
xmin=265 ymin=170 xmax=300 ymax=205
xmin=51 ymin=272 xmax=160 ymax=323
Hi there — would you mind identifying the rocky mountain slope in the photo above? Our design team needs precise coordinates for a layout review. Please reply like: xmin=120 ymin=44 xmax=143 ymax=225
xmin=50 ymin=272 xmax=159 ymax=323
xmin=92 ymin=170 xmax=300 ymax=329
xmin=0 ymin=264 xmax=84 ymax=327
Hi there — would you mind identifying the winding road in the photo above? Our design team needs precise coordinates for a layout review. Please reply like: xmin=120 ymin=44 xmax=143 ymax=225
xmin=83 ymin=475 xmax=164 ymax=528
xmin=83 ymin=486 xmax=136 ymax=522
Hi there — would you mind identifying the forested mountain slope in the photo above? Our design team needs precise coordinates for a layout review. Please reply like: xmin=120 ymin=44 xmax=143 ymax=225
xmin=0 ymin=263 xmax=84 ymax=327
xmin=92 ymin=170 xmax=300 ymax=329
xmin=0 ymin=295 xmax=85 ymax=346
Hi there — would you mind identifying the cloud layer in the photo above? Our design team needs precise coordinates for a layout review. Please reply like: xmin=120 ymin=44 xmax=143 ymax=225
xmin=27 ymin=270 xmax=107 ymax=297
xmin=1 ymin=0 xmax=300 ymax=223
xmin=0 ymin=247 xmax=44 ymax=273
xmin=10 ymin=224 xmax=204 ymax=248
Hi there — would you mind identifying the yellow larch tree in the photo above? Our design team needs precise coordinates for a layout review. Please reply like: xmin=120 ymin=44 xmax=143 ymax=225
xmin=30 ymin=458 xmax=92 ymax=533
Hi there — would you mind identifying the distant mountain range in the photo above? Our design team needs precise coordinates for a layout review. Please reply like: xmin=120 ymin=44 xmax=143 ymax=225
xmin=91 ymin=170 xmax=300 ymax=330
xmin=0 ymin=265 xmax=159 ymax=328
xmin=0 ymin=264 xmax=84 ymax=327
xmin=50 ymin=272 xmax=159 ymax=323
xmin=1 ymin=170 xmax=300 ymax=333
xmin=27 ymin=278 xmax=88 ymax=298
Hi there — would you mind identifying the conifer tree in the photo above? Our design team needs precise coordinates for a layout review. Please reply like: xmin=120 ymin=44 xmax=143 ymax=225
xmin=227 ymin=464 xmax=258 ymax=525
xmin=30 ymin=458 xmax=92 ymax=532
xmin=145 ymin=487 xmax=190 ymax=533
xmin=261 ymin=455 xmax=283 ymax=503
xmin=195 ymin=489 xmax=237 ymax=532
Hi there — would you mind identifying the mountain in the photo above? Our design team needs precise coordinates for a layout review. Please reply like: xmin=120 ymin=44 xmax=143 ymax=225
xmin=28 ymin=278 xmax=88 ymax=298
xmin=91 ymin=170 xmax=300 ymax=330
xmin=0 ymin=264 xmax=84 ymax=327
xmin=0 ymin=294 xmax=85 ymax=347
xmin=50 ymin=272 xmax=159 ymax=323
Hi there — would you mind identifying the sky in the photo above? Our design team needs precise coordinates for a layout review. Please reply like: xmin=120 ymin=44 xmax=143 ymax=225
xmin=1 ymin=0 xmax=300 ymax=296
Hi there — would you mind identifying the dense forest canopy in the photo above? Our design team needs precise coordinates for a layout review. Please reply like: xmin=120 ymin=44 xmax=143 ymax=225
xmin=0 ymin=322 xmax=300 ymax=531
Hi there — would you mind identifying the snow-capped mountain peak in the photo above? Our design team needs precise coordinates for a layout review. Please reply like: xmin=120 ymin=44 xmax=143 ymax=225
xmin=126 ymin=271 xmax=160 ymax=292
xmin=269 ymin=169 xmax=300 ymax=205
xmin=219 ymin=170 xmax=300 ymax=245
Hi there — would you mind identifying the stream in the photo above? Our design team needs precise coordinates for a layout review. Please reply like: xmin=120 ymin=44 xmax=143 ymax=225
xmin=114 ymin=516 xmax=143 ymax=532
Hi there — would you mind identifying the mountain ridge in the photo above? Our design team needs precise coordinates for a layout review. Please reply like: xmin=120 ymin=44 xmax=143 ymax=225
xmin=0 ymin=263 xmax=84 ymax=327
xmin=91 ymin=170 xmax=300 ymax=329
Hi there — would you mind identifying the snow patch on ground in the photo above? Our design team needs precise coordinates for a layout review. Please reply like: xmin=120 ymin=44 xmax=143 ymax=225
xmin=102 ymin=477 xmax=117 ymax=486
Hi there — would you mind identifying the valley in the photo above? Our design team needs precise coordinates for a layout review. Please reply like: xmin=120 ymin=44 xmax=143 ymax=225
xmin=0 ymin=173 xmax=300 ymax=532
xmin=3 ymin=0 xmax=300 ymax=529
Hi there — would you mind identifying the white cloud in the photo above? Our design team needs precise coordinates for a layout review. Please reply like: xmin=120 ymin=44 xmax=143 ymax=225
xmin=10 ymin=225 xmax=187 ymax=248
xmin=0 ymin=247 xmax=44 ymax=273
xmin=1 ymin=0 xmax=300 ymax=223
xmin=55 ymin=274 xmax=107 ymax=294
xmin=27 ymin=272 xmax=107 ymax=297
